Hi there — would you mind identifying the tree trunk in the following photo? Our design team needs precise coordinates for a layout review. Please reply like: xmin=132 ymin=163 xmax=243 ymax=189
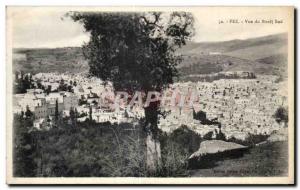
xmin=146 ymin=123 xmax=162 ymax=175
xmin=144 ymin=101 xmax=162 ymax=175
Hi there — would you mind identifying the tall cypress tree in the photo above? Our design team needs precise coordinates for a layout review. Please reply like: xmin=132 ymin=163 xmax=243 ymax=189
xmin=69 ymin=107 xmax=76 ymax=127
xmin=89 ymin=105 xmax=92 ymax=122
xmin=54 ymin=99 xmax=59 ymax=127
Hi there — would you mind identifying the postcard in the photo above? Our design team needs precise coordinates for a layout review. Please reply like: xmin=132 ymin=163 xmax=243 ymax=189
xmin=6 ymin=6 xmax=295 ymax=184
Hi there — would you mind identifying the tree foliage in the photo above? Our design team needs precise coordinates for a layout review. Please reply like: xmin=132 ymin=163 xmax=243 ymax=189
xmin=69 ymin=11 xmax=194 ymax=92
xmin=274 ymin=106 xmax=288 ymax=124
xmin=13 ymin=114 xmax=36 ymax=176
xmin=15 ymin=119 xmax=148 ymax=177
xmin=13 ymin=72 xmax=35 ymax=94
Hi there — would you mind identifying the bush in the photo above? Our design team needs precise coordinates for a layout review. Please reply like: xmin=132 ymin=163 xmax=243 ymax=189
xmin=159 ymin=125 xmax=202 ymax=176
xmin=15 ymin=119 xmax=148 ymax=177
xmin=273 ymin=107 xmax=288 ymax=125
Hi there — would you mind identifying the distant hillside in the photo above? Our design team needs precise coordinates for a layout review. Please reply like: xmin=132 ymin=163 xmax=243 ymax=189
xmin=177 ymin=33 xmax=288 ymax=78
xmin=13 ymin=47 xmax=88 ymax=74
xmin=179 ymin=33 xmax=287 ymax=59
xmin=12 ymin=33 xmax=288 ymax=79
xmin=256 ymin=54 xmax=288 ymax=77
xmin=178 ymin=54 xmax=271 ymax=75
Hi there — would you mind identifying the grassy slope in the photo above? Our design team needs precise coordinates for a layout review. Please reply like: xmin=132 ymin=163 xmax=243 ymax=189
xmin=189 ymin=141 xmax=288 ymax=177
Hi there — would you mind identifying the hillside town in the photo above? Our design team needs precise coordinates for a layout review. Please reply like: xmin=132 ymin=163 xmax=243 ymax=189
xmin=159 ymin=75 xmax=288 ymax=140
xmin=13 ymin=71 xmax=288 ymax=141
xmin=13 ymin=72 xmax=146 ymax=129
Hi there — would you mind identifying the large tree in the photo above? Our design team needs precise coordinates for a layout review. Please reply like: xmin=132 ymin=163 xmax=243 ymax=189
xmin=70 ymin=11 xmax=194 ymax=174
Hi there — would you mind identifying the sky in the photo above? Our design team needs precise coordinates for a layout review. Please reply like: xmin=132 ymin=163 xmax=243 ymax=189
xmin=8 ymin=7 xmax=293 ymax=48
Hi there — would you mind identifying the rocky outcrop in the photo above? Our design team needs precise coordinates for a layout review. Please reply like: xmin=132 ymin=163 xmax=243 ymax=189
xmin=188 ymin=140 xmax=248 ymax=169
xmin=189 ymin=140 xmax=247 ymax=159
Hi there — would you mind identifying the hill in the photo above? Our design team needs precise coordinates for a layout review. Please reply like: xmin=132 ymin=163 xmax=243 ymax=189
xmin=177 ymin=33 xmax=288 ymax=79
xmin=12 ymin=33 xmax=288 ymax=79
xmin=179 ymin=54 xmax=266 ymax=74
xmin=179 ymin=33 xmax=287 ymax=59
xmin=13 ymin=47 xmax=88 ymax=74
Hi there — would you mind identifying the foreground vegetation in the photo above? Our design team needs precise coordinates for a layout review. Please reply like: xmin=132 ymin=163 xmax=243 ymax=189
xmin=13 ymin=114 xmax=203 ymax=177
xmin=13 ymin=113 xmax=286 ymax=177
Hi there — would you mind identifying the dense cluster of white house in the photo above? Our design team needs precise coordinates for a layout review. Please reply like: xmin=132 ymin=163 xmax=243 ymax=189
xmin=13 ymin=72 xmax=288 ymax=141
xmin=158 ymin=75 xmax=288 ymax=140
xmin=13 ymin=73 xmax=144 ymax=129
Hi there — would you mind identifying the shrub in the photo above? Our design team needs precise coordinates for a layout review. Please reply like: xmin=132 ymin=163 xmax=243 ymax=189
xmin=159 ymin=125 xmax=202 ymax=176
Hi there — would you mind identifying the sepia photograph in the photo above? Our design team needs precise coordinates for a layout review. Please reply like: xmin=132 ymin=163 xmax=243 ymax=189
xmin=6 ymin=6 xmax=294 ymax=184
